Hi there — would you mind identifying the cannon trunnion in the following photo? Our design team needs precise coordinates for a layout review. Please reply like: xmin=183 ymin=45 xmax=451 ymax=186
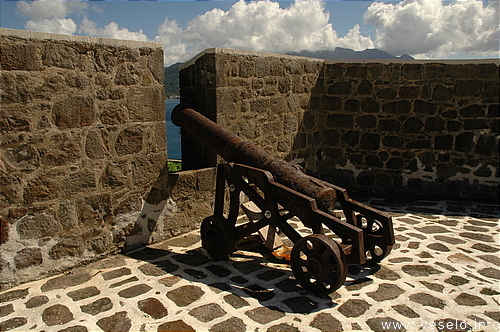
xmin=172 ymin=104 xmax=395 ymax=297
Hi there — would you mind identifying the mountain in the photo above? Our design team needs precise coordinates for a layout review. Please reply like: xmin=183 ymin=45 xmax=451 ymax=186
xmin=164 ymin=62 xmax=182 ymax=97
xmin=287 ymin=48 xmax=414 ymax=60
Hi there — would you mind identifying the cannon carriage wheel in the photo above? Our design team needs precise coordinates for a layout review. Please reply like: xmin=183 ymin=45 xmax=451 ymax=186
xmin=200 ymin=215 xmax=236 ymax=261
xmin=291 ymin=234 xmax=347 ymax=297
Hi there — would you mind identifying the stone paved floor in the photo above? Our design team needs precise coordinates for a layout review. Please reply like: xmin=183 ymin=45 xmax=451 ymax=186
xmin=0 ymin=199 xmax=498 ymax=332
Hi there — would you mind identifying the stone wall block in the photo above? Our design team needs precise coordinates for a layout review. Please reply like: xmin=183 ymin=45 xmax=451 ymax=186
xmin=115 ymin=63 xmax=140 ymax=86
xmin=356 ymin=80 xmax=373 ymax=95
xmin=42 ymin=131 xmax=83 ymax=166
xmin=460 ymin=104 xmax=485 ymax=117
xmin=434 ymin=135 xmax=453 ymax=150
xmin=86 ymin=130 xmax=108 ymax=160
xmin=324 ymin=64 xmax=343 ymax=77
xmin=115 ymin=127 xmax=144 ymax=156
xmin=399 ymin=86 xmax=419 ymax=99
xmin=0 ymin=217 xmax=9 ymax=245
xmin=341 ymin=130 xmax=359 ymax=147
xmin=53 ymin=96 xmax=95 ymax=128
xmin=361 ymin=98 xmax=380 ymax=113
xmin=360 ymin=133 xmax=380 ymax=150
xmin=17 ymin=212 xmax=62 ymax=240
xmin=2 ymin=144 xmax=40 ymax=171
xmin=382 ymin=136 xmax=404 ymax=148
xmin=328 ymin=82 xmax=352 ymax=96
xmin=346 ymin=66 xmax=367 ymax=78
xmin=64 ymin=168 xmax=97 ymax=196
xmin=463 ymin=119 xmax=488 ymax=130
xmin=49 ymin=238 xmax=84 ymax=260
xmin=455 ymin=132 xmax=475 ymax=153
xmin=402 ymin=64 xmax=423 ymax=80
xmin=345 ymin=99 xmax=360 ymax=113
xmin=126 ymin=87 xmax=164 ymax=122
xmin=455 ymin=80 xmax=483 ymax=97
xmin=14 ymin=248 xmax=43 ymax=269
xmin=475 ymin=134 xmax=497 ymax=156
xmin=382 ymin=101 xmax=411 ymax=115
xmin=355 ymin=115 xmax=376 ymax=129
xmin=42 ymin=43 xmax=81 ymax=69
xmin=379 ymin=119 xmax=401 ymax=132
xmin=92 ymin=49 xmax=117 ymax=72
xmin=327 ymin=114 xmax=353 ymax=129
xmin=131 ymin=153 xmax=167 ymax=187
xmin=432 ymin=85 xmax=453 ymax=100
xmin=414 ymin=100 xmax=437 ymax=115
xmin=1 ymin=42 xmax=42 ymax=71
xmin=447 ymin=64 xmax=476 ymax=78
xmin=24 ymin=175 xmax=61 ymax=204
xmin=424 ymin=117 xmax=445 ymax=132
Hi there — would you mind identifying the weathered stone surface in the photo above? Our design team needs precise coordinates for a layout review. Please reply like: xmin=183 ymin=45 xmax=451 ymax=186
xmin=14 ymin=247 xmax=43 ymax=269
xmin=42 ymin=304 xmax=74 ymax=326
xmin=0 ymin=303 xmax=14 ymax=317
xmin=80 ymin=297 xmax=113 ymax=315
xmin=166 ymin=285 xmax=204 ymax=307
xmin=41 ymin=272 xmax=92 ymax=292
xmin=392 ymin=304 xmax=419 ymax=318
xmin=282 ymin=296 xmax=318 ymax=313
xmin=157 ymin=320 xmax=195 ymax=332
xmin=210 ymin=317 xmax=246 ymax=332
xmin=138 ymin=297 xmax=168 ymax=318
xmin=58 ymin=325 xmax=89 ymax=332
xmin=402 ymin=265 xmax=443 ymax=277
xmin=454 ymin=293 xmax=487 ymax=306
xmin=0 ymin=317 xmax=27 ymax=331
xmin=367 ymin=283 xmax=404 ymax=301
xmin=49 ymin=238 xmax=84 ymax=260
xmin=310 ymin=312 xmax=343 ymax=331
xmin=1 ymin=43 xmax=42 ymax=71
xmin=410 ymin=293 xmax=446 ymax=309
xmin=17 ymin=212 xmax=62 ymax=239
xmin=189 ymin=303 xmax=226 ymax=323
xmin=268 ymin=323 xmax=300 ymax=332
xmin=101 ymin=267 xmax=132 ymax=280
xmin=67 ymin=287 xmax=100 ymax=301
xmin=53 ymin=96 xmax=95 ymax=128
xmin=96 ymin=311 xmax=131 ymax=332
xmin=337 ymin=299 xmax=371 ymax=317
xmin=117 ymin=284 xmax=152 ymax=298
xmin=24 ymin=295 xmax=49 ymax=309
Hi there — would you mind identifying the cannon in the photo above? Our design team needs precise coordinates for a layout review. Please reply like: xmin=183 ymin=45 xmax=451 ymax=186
xmin=172 ymin=104 xmax=395 ymax=296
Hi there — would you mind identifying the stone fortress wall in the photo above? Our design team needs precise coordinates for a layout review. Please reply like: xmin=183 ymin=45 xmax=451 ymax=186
xmin=0 ymin=28 xmax=215 ymax=290
xmin=179 ymin=48 xmax=499 ymax=201
xmin=1 ymin=31 xmax=498 ymax=289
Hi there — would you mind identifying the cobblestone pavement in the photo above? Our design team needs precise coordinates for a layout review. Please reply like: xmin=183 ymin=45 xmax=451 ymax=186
xmin=1 ymin=199 xmax=498 ymax=332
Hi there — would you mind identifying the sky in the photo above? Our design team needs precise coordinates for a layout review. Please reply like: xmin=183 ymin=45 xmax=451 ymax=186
xmin=1 ymin=0 xmax=499 ymax=66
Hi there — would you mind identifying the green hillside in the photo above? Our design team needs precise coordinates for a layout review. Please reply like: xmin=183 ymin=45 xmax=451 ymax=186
xmin=164 ymin=62 xmax=181 ymax=97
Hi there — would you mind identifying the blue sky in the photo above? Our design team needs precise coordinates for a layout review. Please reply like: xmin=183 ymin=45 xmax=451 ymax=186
xmin=1 ymin=0 xmax=499 ymax=65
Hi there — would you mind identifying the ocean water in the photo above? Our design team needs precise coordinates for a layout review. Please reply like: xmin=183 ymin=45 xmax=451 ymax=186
xmin=166 ymin=99 xmax=181 ymax=160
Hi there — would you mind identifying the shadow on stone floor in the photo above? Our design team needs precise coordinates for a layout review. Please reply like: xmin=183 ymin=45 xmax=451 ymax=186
xmin=124 ymin=237 xmax=383 ymax=316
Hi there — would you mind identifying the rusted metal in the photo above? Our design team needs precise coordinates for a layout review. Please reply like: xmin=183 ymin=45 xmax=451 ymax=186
xmin=172 ymin=103 xmax=395 ymax=295
xmin=172 ymin=104 xmax=337 ymax=215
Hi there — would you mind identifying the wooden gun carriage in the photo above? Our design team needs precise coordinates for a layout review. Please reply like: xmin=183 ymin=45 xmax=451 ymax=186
xmin=172 ymin=104 xmax=395 ymax=296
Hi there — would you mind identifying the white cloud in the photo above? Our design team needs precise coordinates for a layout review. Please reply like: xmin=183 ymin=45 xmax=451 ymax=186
xmin=364 ymin=0 xmax=500 ymax=58
xmin=25 ymin=18 xmax=77 ymax=35
xmin=155 ymin=0 xmax=374 ymax=66
xmin=79 ymin=17 xmax=149 ymax=42
xmin=18 ymin=0 xmax=86 ymax=35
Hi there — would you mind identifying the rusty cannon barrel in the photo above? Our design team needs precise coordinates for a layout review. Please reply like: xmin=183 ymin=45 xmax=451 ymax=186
xmin=172 ymin=103 xmax=337 ymax=214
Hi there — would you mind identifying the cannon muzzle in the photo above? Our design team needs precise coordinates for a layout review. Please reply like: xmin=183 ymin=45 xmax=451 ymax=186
xmin=172 ymin=104 xmax=337 ymax=214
